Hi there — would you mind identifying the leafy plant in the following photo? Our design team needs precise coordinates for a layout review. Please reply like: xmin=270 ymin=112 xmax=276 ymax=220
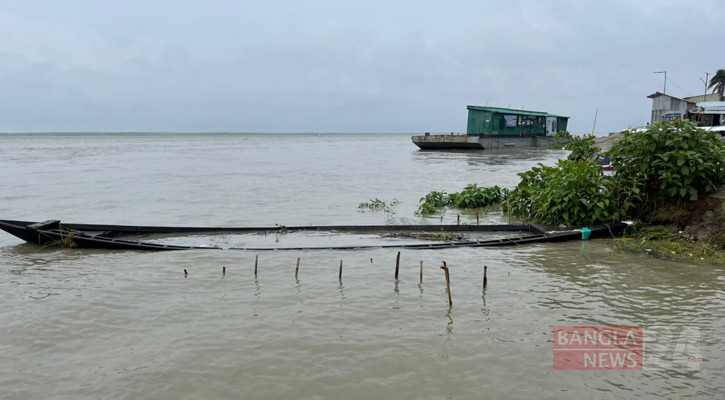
xmin=610 ymin=120 xmax=725 ymax=202
xmin=564 ymin=134 xmax=600 ymax=162
xmin=448 ymin=184 xmax=506 ymax=209
xmin=554 ymin=130 xmax=573 ymax=141
xmin=416 ymin=190 xmax=450 ymax=215
xmin=416 ymin=185 xmax=506 ymax=215
xmin=508 ymin=160 xmax=622 ymax=225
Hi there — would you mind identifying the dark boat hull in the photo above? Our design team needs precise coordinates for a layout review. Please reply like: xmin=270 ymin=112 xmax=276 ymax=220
xmin=0 ymin=219 xmax=626 ymax=251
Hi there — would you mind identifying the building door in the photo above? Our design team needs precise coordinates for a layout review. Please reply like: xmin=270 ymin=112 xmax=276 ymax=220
xmin=546 ymin=117 xmax=557 ymax=135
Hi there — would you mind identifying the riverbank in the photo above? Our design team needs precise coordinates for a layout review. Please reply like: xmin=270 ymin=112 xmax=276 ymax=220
xmin=617 ymin=226 xmax=725 ymax=264
xmin=615 ymin=187 xmax=725 ymax=264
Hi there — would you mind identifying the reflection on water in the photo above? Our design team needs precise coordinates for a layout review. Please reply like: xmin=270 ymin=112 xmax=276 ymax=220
xmin=1 ymin=134 xmax=724 ymax=399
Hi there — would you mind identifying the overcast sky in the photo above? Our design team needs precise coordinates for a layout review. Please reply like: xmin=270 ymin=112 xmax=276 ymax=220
xmin=0 ymin=0 xmax=722 ymax=134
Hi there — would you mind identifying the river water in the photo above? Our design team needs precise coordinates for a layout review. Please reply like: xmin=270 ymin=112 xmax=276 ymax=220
xmin=0 ymin=134 xmax=723 ymax=399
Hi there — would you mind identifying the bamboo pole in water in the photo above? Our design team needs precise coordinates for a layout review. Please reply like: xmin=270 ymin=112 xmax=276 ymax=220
xmin=395 ymin=252 xmax=401 ymax=280
xmin=483 ymin=265 xmax=488 ymax=290
xmin=254 ymin=255 xmax=258 ymax=278
xmin=339 ymin=260 xmax=343 ymax=281
xmin=441 ymin=262 xmax=452 ymax=306
xmin=419 ymin=260 xmax=423 ymax=283
xmin=184 ymin=269 xmax=188 ymax=278
xmin=295 ymin=258 xmax=300 ymax=279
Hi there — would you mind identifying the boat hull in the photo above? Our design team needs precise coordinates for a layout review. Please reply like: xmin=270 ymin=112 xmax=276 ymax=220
xmin=0 ymin=219 xmax=626 ymax=251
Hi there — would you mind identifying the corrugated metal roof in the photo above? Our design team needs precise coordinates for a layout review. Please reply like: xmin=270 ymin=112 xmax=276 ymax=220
xmin=647 ymin=92 xmax=684 ymax=100
xmin=546 ymin=114 xmax=570 ymax=119
xmin=467 ymin=105 xmax=547 ymax=117
xmin=689 ymin=101 xmax=725 ymax=114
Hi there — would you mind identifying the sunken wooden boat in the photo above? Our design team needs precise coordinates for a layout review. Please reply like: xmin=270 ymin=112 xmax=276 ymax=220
xmin=0 ymin=219 xmax=626 ymax=251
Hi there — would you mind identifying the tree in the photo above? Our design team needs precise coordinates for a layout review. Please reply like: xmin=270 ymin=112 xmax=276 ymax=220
xmin=709 ymin=69 xmax=725 ymax=95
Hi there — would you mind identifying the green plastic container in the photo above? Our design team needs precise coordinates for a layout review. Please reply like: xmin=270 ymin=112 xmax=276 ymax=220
xmin=581 ymin=227 xmax=592 ymax=240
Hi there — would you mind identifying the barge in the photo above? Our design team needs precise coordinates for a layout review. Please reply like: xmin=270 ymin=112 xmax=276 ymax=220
xmin=413 ymin=105 xmax=569 ymax=150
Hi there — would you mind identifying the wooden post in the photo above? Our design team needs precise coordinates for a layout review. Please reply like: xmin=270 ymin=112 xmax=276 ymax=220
xmin=254 ymin=255 xmax=258 ymax=278
xmin=295 ymin=257 xmax=300 ymax=279
xmin=483 ymin=265 xmax=488 ymax=290
xmin=184 ymin=269 xmax=188 ymax=278
xmin=476 ymin=211 xmax=479 ymax=225
xmin=419 ymin=260 xmax=423 ymax=283
xmin=457 ymin=214 xmax=460 ymax=225
xmin=223 ymin=266 xmax=226 ymax=276
xmin=339 ymin=260 xmax=343 ymax=281
xmin=440 ymin=262 xmax=452 ymax=306
xmin=395 ymin=251 xmax=401 ymax=280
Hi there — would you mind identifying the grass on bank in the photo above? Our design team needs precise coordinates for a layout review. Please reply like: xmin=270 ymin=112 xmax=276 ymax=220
xmin=615 ymin=226 xmax=725 ymax=265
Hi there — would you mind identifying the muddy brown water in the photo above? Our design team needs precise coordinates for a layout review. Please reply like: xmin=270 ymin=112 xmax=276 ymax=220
xmin=1 ymin=133 xmax=723 ymax=399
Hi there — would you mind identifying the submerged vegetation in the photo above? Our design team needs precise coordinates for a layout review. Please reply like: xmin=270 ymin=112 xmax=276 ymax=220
xmin=416 ymin=184 xmax=506 ymax=215
xmin=358 ymin=198 xmax=400 ymax=214
xmin=384 ymin=230 xmax=459 ymax=242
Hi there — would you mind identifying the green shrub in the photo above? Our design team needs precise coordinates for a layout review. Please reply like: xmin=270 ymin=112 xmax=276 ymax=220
xmin=508 ymin=160 xmax=618 ymax=225
xmin=554 ymin=130 xmax=573 ymax=141
xmin=564 ymin=134 xmax=600 ymax=162
xmin=448 ymin=184 xmax=505 ymax=209
xmin=416 ymin=190 xmax=449 ymax=215
xmin=610 ymin=120 xmax=725 ymax=201
xmin=416 ymin=185 xmax=506 ymax=215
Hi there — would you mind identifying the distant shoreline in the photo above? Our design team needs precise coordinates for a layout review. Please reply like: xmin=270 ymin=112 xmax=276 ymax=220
xmin=0 ymin=131 xmax=418 ymax=137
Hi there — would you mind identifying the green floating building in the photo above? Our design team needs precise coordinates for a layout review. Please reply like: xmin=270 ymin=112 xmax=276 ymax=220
xmin=412 ymin=105 xmax=570 ymax=150
xmin=466 ymin=106 xmax=569 ymax=136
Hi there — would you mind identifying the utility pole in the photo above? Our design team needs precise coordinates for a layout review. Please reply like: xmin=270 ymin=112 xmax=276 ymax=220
xmin=654 ymin=70 xmax=667 ymax=94
xmin=591 ymin=109 xmax=598 ymax=135
xmin=700 ymin=72 xmax=709 ymax=97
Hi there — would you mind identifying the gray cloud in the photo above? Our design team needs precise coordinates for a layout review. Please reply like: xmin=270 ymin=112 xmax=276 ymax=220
xmin=0 ymin=0 xmax=722 ymax=133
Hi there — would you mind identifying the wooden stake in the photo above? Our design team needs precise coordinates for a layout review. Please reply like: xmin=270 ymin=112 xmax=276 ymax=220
xmin=476 ymin=211 xmax=480 ymax=225
xmin=419 ymin=260 xmax=423 ymax=283
xmin=295 ymin=258 xmax=300 ymax=279
xmin=457 ymin=214 xmax=460 ymax=225
xmin=184 ymin=269 xmax=188 ymax=278
xmin=254 ymin=255 xmax=258 ymax=278
xmin=395 ymin=251 xmax=401 ymax=280
xmin=223 ymin=266 xmax=226 ymax=276
xmin=440 ymin=262 xmax=452 ymax=306
xmin=339 ymin=260 xmax=343 ymax=281
xmin=483 ymin=265 xmax=488 ymax=290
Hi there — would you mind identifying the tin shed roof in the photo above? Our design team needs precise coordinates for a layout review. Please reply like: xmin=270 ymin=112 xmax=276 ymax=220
xmin=467 ymin=105 xmax=547 ymax=117
xmin=689 ymin=101 xmax=725 ymax=115
xmin=647 ymin=92 xmax=684 ymax=100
